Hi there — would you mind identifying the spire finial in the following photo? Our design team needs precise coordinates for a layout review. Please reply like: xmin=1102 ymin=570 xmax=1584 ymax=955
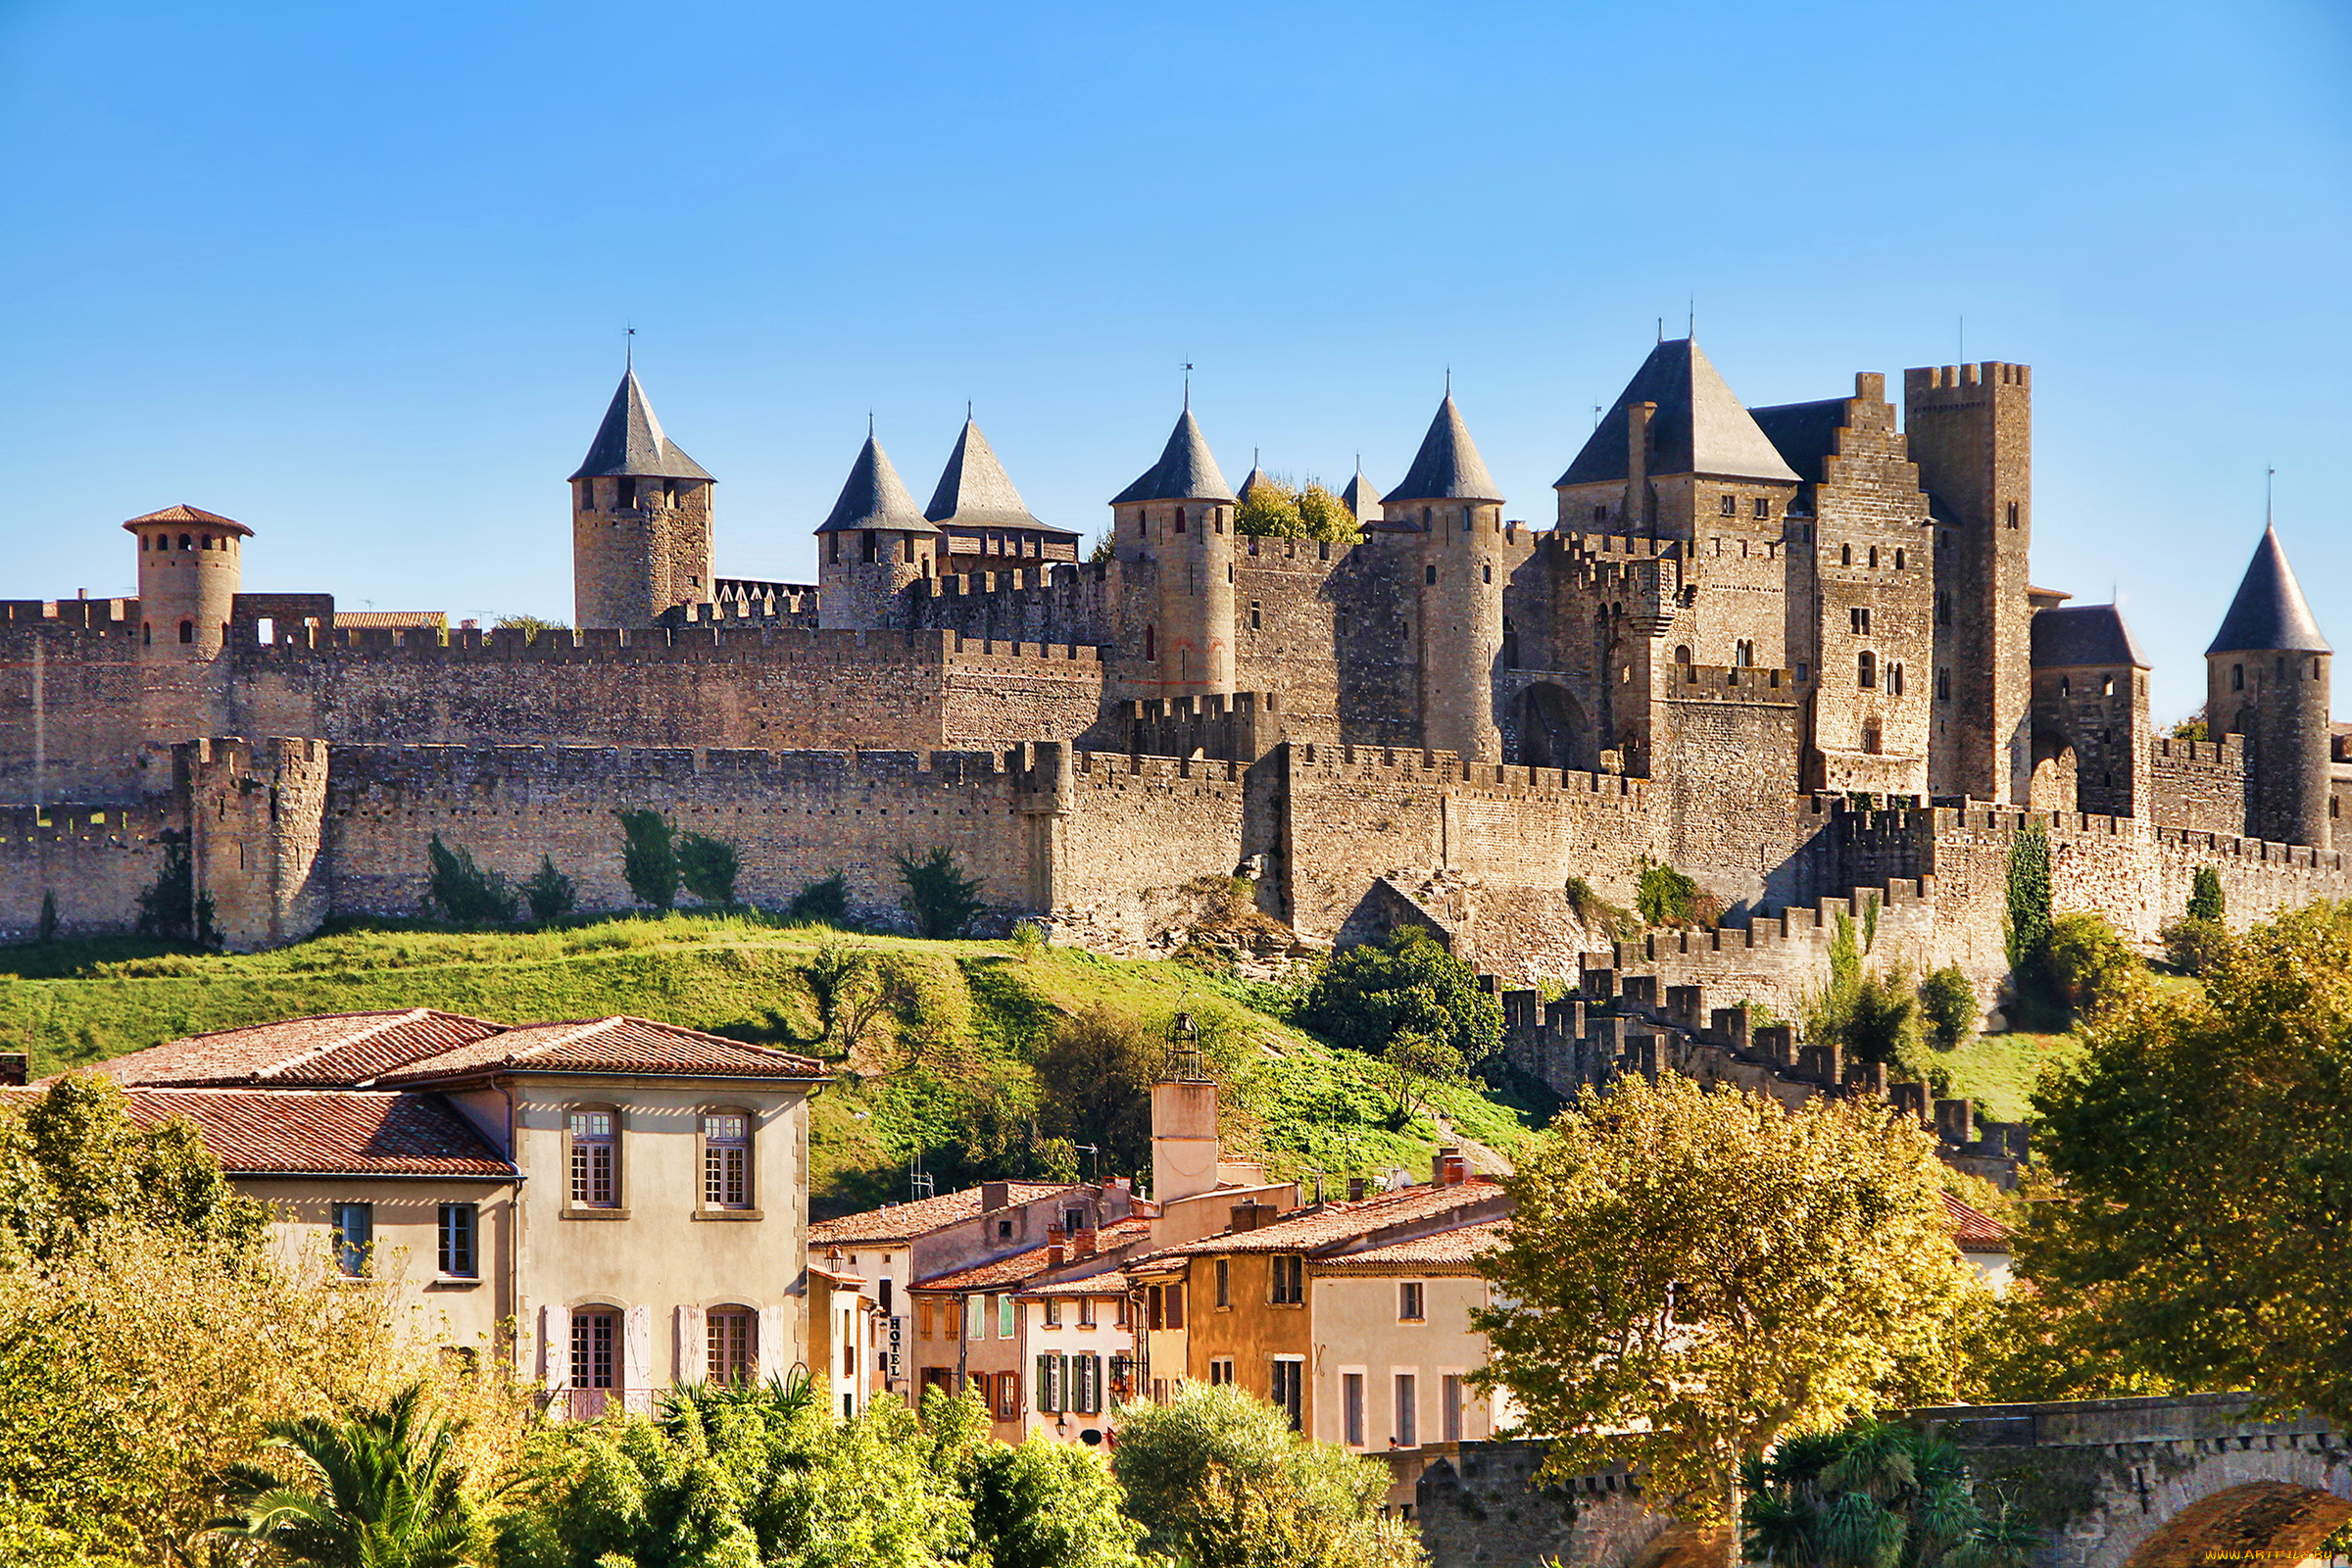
xmin=967 ymin=399 xmax=973 ymax=422
xmin=1183 ymin=362 xmax=1194 ymax=410
xmin=2267 ymin=466 xmax=2276 ymax=528
xmin=1657 ymin=318 xmax=1664 ymax=344
xmin=1687 ymin=294 xmax=1694 ymax=339
xmin=867 ymin=410 xmax=875 ymax=439
xmin=625 ymin=323 xmax=635 ymax=371
xmin=1445 ymin=366 xmax=1452 ymax=396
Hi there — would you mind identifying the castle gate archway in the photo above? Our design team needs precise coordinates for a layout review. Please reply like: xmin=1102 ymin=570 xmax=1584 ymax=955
xmin=1516 ymin=682 xmax=1592 ymax=771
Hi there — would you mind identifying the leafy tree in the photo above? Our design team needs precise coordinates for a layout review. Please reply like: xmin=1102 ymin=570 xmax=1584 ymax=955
xmin=2041 ymin=912 xmax=2145 ymax=1022
xmin=1917 ymin=967 xmax=1977 ymax=1053
xmin=1374 ymin=1030 xmax=1467 ymax=1128
xmin=521 ymin=857 xmax=576 ymax=922
xmin=35 ymin=890 xmax=56 ymax=945
xmin=2170 ymin=707 xmax=2209 ymax=741
xmin=1295 ymin=482 xmax=1360 ymax=544
xmin=209 ymin=1383 xmax=487 ymax=1568
xmin=966 ymin=1431 xmax=1144 ymax=1568
xmin=1293 ymin=927 xmax=1503 ymax=1070
xmin=2159 ymin=915 xmax=2230 ymax=976
xmin=492 ymin=614 xmax=567 ymax=638
xmin=1033 ymin=1004 xmax=1161 ymax=1178
xmin=786 ymin=871 xmax=851 ymax=925
xmin=615 ymin=809 xmax=679 ymax=909
xmin=424 ymin=835 xmax=516 ymax=924
xmin=2019 ymin=901 xmax=2352 ymax=1427
xmin=675 ymin=832 xmax=741 ymax=906
xmin=134 ymin=828 xmax=220 ymax=948
xmin=896 ymin=847 xmax=986 ymax=939
xmin=1743 ymin=1419 xmax=2036 ymax=1568
xmin=2003 ymin=822 xmax=2052 ymax=1016
xmin=2187 ymin=866 xmax=2225 ymax=923
xmin=1111 ymin=1381 xmax=1425 ymax=1568
xmin=1840 ymin=970 xmax=1921 ymax=1067
xmin=1236 ymin=476 xmax=1304 ymax=538
xmin=0 ymin=1071 xmax=263 ymax=1260
xmin=1473 ymin=1073 xmax=1980 ymax=1564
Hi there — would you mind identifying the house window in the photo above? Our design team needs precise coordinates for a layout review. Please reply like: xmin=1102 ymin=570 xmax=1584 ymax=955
xmin=1395 ymin=1373 xmax=1419 ymax=1446
xmin=1858 ymin=652 xmax=1876 ymax=689
xmin=949 ymin=1298 xmax=965 ymax=1339
xmin=1343 ymin=1372 xmax=1366 ymax=1446
xmin=999 ymin=1295 xmax=1015 ymax=1339
xmin=437 ymin=1202 xmax=477 ymax=1278
xmin=1215 ymin=1257 xmax=1230 ymax=1307
xmin=1398 ymin=1282 xmax=1425 ymax=1321
xmin=1209 ymin=1356 xmax=1235 ymax=1386
xmin=571 ymin=1310 xmax=617 ymax=1390
xmin=703 ymin=1111 xmax=752 ymax=1209
xmin=1753 ymin=497 xmax=1771 ymax=519
xmin=1165 ymin=1282 xmax=1185 ymax=1329
xmin=1035 ymin=1353 xmax=1062 ymax=1412
xmin=1442 ymin=1374 xmax=1466 ymax=1443
xmin=1270 ymin=1254 xmax=1303 ymax=1304
xmin=1073 ymin=1353 xmax=1102 ymax=1413
xmin=1270 ymin=1357 xmax=1304 ymax=1431
xmin=1044 ymin=1298 xmax=1061 ymax=1327
xmin=1719 ymin=494 xmax=1738 ymax=516
xmin=708 ymin=1307 xmax=757 ymax=1385
xmin=1078 ymin=1296 xmax=1095 ymax=1328
xmin=998 ymin=1218 xmax=1014 ymax=1240
xmin=996 ymin=1370 xmax=1022 ymax=1420
xmin=1147 ymin=1285 xmax=1162 ymax=1330
xmin=568 ymin=1109 xmax=618 ymax=1208
xmin=331 ymin=1201 xmax=372 ymax=1277
xmin=970 ymin=1297 xmax=987 ymax=1340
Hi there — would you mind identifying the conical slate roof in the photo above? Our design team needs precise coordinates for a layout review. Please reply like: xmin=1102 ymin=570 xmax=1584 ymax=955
xmin=817 ymin=433 xmax=937 ymax=535
xmin=924 ymin=420 xmax=1042 ymax=529
xmin=1236 ymin=463 xmax=1277 ymax=498
xmin=1388 ymin=395 xmax=1501 ymax=504
xmin=1556 ymin=339 xmax=1797 ymax=488
xmin=570 ymin=368 xmax=713 ymax=482
xmin=1111 ymin=409 xmax=1235 ymax=505
xmin=2207 ymin=527 xmax=2329 ymax=655
xmin=1341 ymin=466 xmax=1382 ymax=521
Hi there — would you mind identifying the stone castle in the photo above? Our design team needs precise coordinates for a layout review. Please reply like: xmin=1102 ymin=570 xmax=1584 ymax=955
xmin=3 ymin=337 xmax=2342 ymax=1022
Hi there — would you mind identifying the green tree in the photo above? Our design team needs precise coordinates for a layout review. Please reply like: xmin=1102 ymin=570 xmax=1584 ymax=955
xmin=1111 ymin=1382 xmax=1424 ymax=1568
xmin=2019 ymin=901 xmax=2352 ymax=1427
xmin=0 ymin=1071 xmax=263 ymax=1260
xmin=616 ymin=809 xmax=679 ymax=909
xmin=2041 ymin=911 xmax=2145 ymax=1021
xmin=1473 ymin=1073 xmax=1980 ymax=1565
xmin=896 ymin=847 xmax=986 ymax=939
xmin=2187 ymin=866 xmax=2225 ymax=923
xmin=1033 ymin=1004 xmax=1161 ymax=1178
xmin=1840 ymin=971 xmax=1921 ymax=1067
xmin=2004 ymin=822 xmax=2053 ymax=1016
xmin=676 ymin=833 xmax=741 ymax=906
xmin=425 ymin=835 xmax=517 ymax=924
xmin=1295 ymin=482 xmax=1360 ymax=544
xmin=1293 ymin=927 xmax=1503 ymax=1070
xmin=209 ymin=1383 xmax=487 ymax=1568
xmin=1917 ymin=967 xmax=1977 ymax=1053
xmin=787 ymin=871 xmax=851 ymax=924
xmin=1742 ymin=1419 xmax=2036 ymax=1568
xmin=2159 ymin=914 xmax=2230 ymax=976
xmin=965 ymin=1432 xmax=1144 ymax=1568
xmin=1374 ymin=1029 xmax=1467 ymax=1128
xmin=1236 ymin=476 xmax=1303 ymax=538
xmin=521 ymin=857 xmax=576 ymax=922
xmin=492 ymin=614 xmax=567 ymax=639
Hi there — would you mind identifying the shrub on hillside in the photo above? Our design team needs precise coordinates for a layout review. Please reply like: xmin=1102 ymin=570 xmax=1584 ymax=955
xmin=2044 ymin=911 xmax=2146 ymax=1021
xmin=789 ymin=870 xmax=853 ymax=924
xmin=1918 ymin=965 xmax=1977 ymax=1051
xmin=2187 ymin=865 xmax=2225 ymax=923
xmin=519 ymin=856 xmax=575 ymax=922
xmin=1635 ymin=860 xmax=1716 ymax=928
xmin=424 ymin=835 xmax=515 ymax=924
xmin=2160 ymin=914 xmax=2230 ymax=976
xmin=1293 ymin=926 xmax=1503 ymax=1070
xmin=616 ymin=808 xmax=678 ymax=908
xmin=676 ymin=831 xmax=741 ymax=906
xmin=897 ymin=847 xmax=986 ymax=939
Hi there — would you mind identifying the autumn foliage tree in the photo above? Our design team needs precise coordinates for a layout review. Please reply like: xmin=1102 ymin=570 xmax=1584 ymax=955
xmin=1473 ymin=1074 xmax=1981 ymax=1567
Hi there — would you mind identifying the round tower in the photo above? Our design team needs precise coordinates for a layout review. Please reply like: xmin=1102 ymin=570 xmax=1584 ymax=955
xmin=569 ymin=365 xmax=715 ymax=629
xmin=124 ymin=504 xmax=250 ymax=660
xmin=1386 ymin=394 xmax=1505 ymax=761
xmin=815 ymin=430 xmax=938 ymax=631
xmin=2206 ymin=525 xmax=2332 ymax=849
xmin=1109 ymin=407 xmax=1236 ymax=697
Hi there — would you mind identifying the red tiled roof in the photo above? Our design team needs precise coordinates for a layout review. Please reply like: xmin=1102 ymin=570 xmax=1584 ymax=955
xmin=808 ymin=1181 xmax=1085 ymax=1245
xmin=1943 ymin=1191 xmax=2012 ymax=1252
xmin=335 ymin=611 xmax=446 ymax=630
xmin=1020 ymin=1268 xmax=1134 ymax=1298
xmin=1145 ymin=1178 xmax=1508 ymax=1258
xmin=914 ymin=1221 xmax=1152 ymax=1294
xmin=376 ymin=1016 xmax=826 ymax=1086
xmin=1314 ymin=1218 xmax=1507 ymax=1275
xmin=89 ymin=1009 xmax=507 ymax=1089
xmin=105 ymin=1087 xmax=514 ymax=1178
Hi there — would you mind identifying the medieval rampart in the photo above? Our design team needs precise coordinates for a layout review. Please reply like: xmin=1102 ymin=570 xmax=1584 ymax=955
xmin=2146 ymin=734 xmax=2247 ymax=835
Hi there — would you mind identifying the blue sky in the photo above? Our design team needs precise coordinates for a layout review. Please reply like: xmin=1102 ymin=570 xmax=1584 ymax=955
xmin=3 ymin=0 xmax=2347 ymax=722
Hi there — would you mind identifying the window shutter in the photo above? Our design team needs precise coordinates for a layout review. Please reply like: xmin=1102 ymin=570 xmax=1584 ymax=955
xmin=540 ymin=1303 xmax=568 ymax=1390
xmin=1036 ymin=1353 xmax=1055 ymax=1412
xmin=623 ymin=1304 xmax=653 ymax=1395
xmin=759 ymin=1303 xmax=791 ymax=1384
xmin=675 ymin=1304 xmax=706 ymax=1384
xmin=1060 ymin=1354 xmax=1072 ymax=1413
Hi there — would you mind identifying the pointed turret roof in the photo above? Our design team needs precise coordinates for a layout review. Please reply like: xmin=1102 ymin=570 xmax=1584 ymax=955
xmin=2207 ymin=527 xmax=2329 ymax=655
xmin=816 ymin=433 xmax=937 ymax=535
xmin=569 ymin=368 xmax=713 ymax=482
xmin=924 ymin=420 xmax=1043 ymax=529
xmin=1236 ymin=462 xmax=1276 ymax=498
xmin=1556 ymin=338 xmax=1797 ymax=488
xmin=1341 ymin=466 xmax=1382 ymax=522
xmin=1388 ymin=395 xmax=1501 ymax=504
xmin=1111 ymin=409 xmax=1235 ymax=505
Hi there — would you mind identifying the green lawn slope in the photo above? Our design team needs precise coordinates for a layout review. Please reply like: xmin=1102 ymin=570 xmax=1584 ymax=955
xmin=0 ymin=919 xmax=1539 ymax=1215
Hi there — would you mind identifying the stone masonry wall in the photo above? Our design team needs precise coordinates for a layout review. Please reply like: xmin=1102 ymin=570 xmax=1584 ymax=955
xmin=2146 ymin=735 xmax=2246 ymax=835
xmin=0 ymin=796 xmax=173 ymax=943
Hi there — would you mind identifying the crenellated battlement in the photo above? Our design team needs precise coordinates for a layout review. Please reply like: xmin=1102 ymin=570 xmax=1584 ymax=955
xmin=1289 ymin=741 xmax=1647 ymax=802
xmin=222 ymin=620 xmax=1101 ymax=669
xmin=1660 ymin=662 xmax=1798 ymax=701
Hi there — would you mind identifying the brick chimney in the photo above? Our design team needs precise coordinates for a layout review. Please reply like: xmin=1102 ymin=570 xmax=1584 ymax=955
xmin=1046 ymin=1222 xmax=1066 ymax=1266
xmin=1073 ymin=1226 xmax=1099 ymax=1258
xmin=980 ymin=1180 xmax=1009 ymax=1214
xmin=1230 ymin=1201 xmax=1277 ymax=1232
xmin=1431 ymin=1145 xmax=1467 ymax=1185
xmin=0 ymin=1054 xmax=25 ymax=1089
xmin=1347 ymin=1177 xmax=1369 ymax=1201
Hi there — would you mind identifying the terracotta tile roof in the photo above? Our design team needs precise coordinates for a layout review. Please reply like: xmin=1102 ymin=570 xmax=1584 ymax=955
xmin=1144 ymin=1178 xmax=1508 ymax=1258
xmin=809 ymin=1266 xmax=868 ymax=1289
xmin=1019 ymin=1268 xmax=1133 ymax=1298
xmin=89 ymin=1010 xmax=508 ymax=1089
xmin=1943 ymin=1191 xmax=2012 ymax=1252
xmin=912 ymin=1219 xmax=1152 ymax=1293
xmin=1314 ymin=1218 xmax=1507 ymax=1275
xmin=335 ymin=611 xmax=447 ymax=630
xmin=808 ymin=1181 xmax=1084 ymax=1245
xmin=122 ymin=504 xmax=253 ymax=536
xmin=94 ymin=1087 xmax=514 ymax=1178
xmin=376 ymin=1016 xmax=826 ymax=1086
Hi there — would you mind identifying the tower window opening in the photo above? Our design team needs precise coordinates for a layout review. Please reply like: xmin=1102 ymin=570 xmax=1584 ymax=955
xmin=861 ymin=531 xmax=878 ymax=564
xmin=142 ymin=621 xmax=151 ymax=646
xmin=903 ymin=535 xmax=915 ymax=563
xmin=1936 ymin=667 xmax=1950 ymax=700
xmin=1482 ymin=564 xmax=1492 ymax=583
xmin=1144 ymin=625 xmax=1155 ymax=662
xmin=1858 ymin=651 xmax=1876 ymax=689
xmin=179 ymin=619 xmax=194 ymax=645
xmin=139 ymin=535 xmax=149 ymax=552
xmin=1735 ymin=640 xmax=1754 ymax=666
xmin=2006 ymin=501 xmax=2021 ymax=528
xmin=1889 ymin=663 xmax=1905 ymax=696
xmin=1894 ymin=548 xmax=1906 ymax=569
xmin=1592 ymin=504 xmax=1606 ymax=522
xmin=1753 ymin=497 xmax=1771 ymax=519
xmin=1175 ymin=508 xmax=1186 ymax=534
xmin=2102 ymin=674 xmax=2114 ymax=697
xmin=2315 ymin=658 xmax=2324 ymax=680
xmin=2059 ymin=676 xmax=2071 ymax=697
xmin=1864 ymin=721 xmax=1883 ymax=755
xmin=1425 ymin=565 xmax=1437 ymax=585
xmin=1719 ymin=494 xmax=1737 ymax=516
xmin=2233 ymin=664 xmax=2244 ymax=691
xmin=1849 ymin=607 xmax=1871 ymax=635
xmin=1250 ymin=602 xmax=1261 ymax=630
xmin=1840 ymin=544 xmax=1852 ymax=566
xmin=178 ymin=534 xmax=192 ymax=551
xmin=1936 ymin=590 xmax=1951 ymax=625
xmin=1675 ymin=645 xmax=1691 ymax=664
xmin=828 ymin=534 xmax=841 ymax=564
xmin=2276 ymin=657 xmax=2285 ymax=679
xmin=1869 ymin=546 xmax=1880 ymax=568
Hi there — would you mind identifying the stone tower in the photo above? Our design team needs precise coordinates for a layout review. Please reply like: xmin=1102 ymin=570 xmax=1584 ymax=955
xmin=125 ymin=504 xmax=249 ymax=660
xmin=1553 ymin=338 xmax=1799 ymax=541
xmin=1387 ymin=394 xmax=1506 ymax=761
xmin=2206 ymin=526 xmax=2332 ymax=849
xmin=1907 ymin=362 xmax=2033 ymax=804
xmin=815 ymin=430 xmax=938 ymax=631
xmin=924 ymin=418 xmax=1044 ymax=537
xmin=1110 ymin=408 xmax=1236 ymax=698
xmin=569 ymin=367 xmax=715 ymax=629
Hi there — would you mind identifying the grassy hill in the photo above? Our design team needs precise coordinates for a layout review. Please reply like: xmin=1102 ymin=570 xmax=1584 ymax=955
xmin=0 ymin=918 xmax=1542 ymax=1215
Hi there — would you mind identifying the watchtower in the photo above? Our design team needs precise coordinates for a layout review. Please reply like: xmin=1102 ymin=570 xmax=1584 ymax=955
xmin=1387 ymin=393 xmax=1506 ymax=762
xmin=2206 ymin=526 xmax=2332 ymax=849
xmin=124 ymin=504 xmax=250 ymax=660
xmin=1109 ymin=407 xmax=1236 ymax=698
xmin=814 ymin=431 xmax=938 ymax=631
xmin=569 ymin=367 xmax=715 ymax=629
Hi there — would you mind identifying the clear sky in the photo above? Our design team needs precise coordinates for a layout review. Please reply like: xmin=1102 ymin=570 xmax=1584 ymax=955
xmin=4 ymin=0 xmax=2347 ymax=722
